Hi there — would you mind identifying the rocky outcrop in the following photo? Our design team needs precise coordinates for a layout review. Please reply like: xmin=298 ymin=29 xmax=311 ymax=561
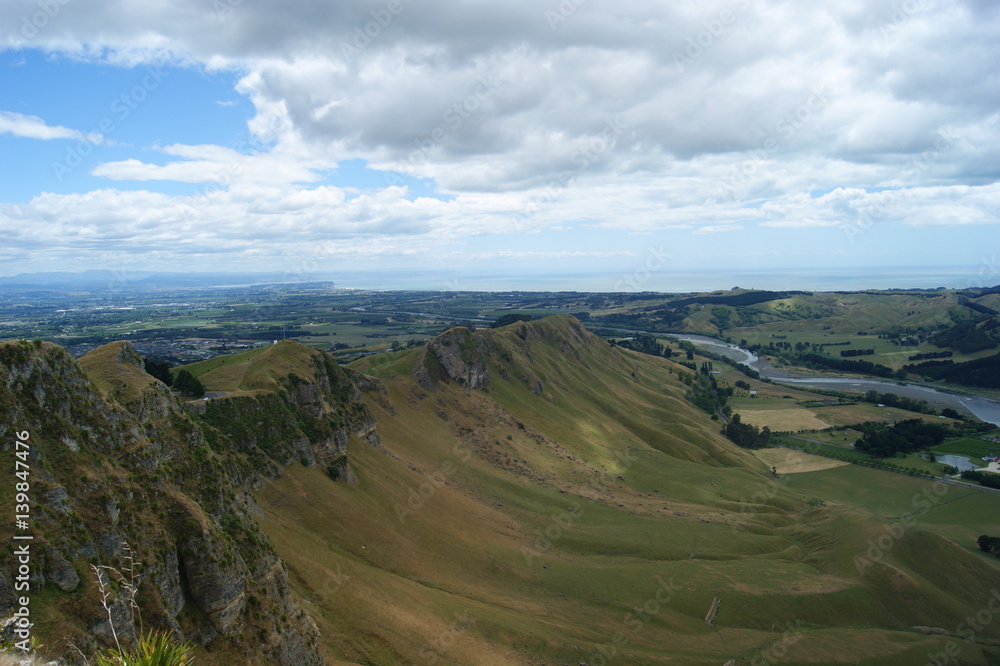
xmin=45 ymin=547 xmax=80 ymax=592
xmin=416 ymin=327 xmax=491 ymax=390
xmin=178 ymin=527 xmax=248 ymax=634
xmin=0 ymin=340 xmax=325 ymax=665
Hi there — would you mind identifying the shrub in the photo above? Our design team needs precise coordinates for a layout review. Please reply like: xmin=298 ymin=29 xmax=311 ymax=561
xmin=94 ymin=630 xmax=193 ymax=666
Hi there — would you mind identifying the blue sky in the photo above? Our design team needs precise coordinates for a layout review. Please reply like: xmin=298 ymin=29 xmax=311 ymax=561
xmin=1 ymin=0 xmax=998 ymax=291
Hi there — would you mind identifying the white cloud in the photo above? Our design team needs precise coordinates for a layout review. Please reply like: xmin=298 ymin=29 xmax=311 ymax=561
xmin=0 ymin=111 xmax=98 ymax=142
xmin=694 ymin=224 xmax=744 ymax=235
xmin=1 ymin=0 xmax=998 ymax=274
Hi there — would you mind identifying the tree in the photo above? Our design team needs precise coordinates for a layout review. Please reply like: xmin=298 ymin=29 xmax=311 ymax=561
xmin=492 ymin=313 xmax=533 ymax=328
xmin=977 ymin=535 xmax=1000 ymax=557
xmin=173 ymin=369 xmax=205 ymax=398
xmin=143 ymin=357 xmax=173 ymax=386
xmin=722 ymin=414 xmax=769 ymax=449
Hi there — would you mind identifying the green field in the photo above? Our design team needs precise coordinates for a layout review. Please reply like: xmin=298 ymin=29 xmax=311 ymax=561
xmin=934 ymin=438 xmax=1000 ymax=459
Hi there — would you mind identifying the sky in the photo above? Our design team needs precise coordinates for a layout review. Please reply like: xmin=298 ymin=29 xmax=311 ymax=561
xmin=0 ymin=0 xmax=998 ymax=291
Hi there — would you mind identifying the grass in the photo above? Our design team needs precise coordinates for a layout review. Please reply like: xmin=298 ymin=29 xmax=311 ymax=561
xmin=775 ymin=436 xmax=873 ymax=463
xmin=737 ymin=407 xmax=829 ymax=431
xmin=934 ymin=438 xmax=1000 ymax=459
xmin=180 ymin=339 xmax=319 ymax=393
xmin=781 ymin=463 xmax=981 ymax=518
xmin=77 ymin=341 xmax=166 ymax=404
xmin=247 ymin=317 xmax=1000 ymax=664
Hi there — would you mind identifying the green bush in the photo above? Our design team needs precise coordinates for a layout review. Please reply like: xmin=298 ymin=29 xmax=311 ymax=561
xmin=95 ymin=630 xmax=193 ymax=666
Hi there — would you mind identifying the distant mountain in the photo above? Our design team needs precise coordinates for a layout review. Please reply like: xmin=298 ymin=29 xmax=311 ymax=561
xmin=0 ymin=270 xmax=336 ymax=293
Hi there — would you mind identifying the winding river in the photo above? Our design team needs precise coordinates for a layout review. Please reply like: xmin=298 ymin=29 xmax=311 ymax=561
xmin=668 ymin=334 xmax=1000 ymax=427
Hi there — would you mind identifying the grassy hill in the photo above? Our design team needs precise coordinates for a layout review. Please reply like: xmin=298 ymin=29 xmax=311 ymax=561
xmin=8 ymin=317 xmax=999 ymax=664
xmin=181 ymin=339 xmax=322 ymax=394
xmin=248 ymin=316 xmax=1000 ymax=664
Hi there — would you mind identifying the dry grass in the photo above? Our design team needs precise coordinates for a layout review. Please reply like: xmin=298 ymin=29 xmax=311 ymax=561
xmin=751 ymin=447 xmax=850 ymax=474
xmin=737 ymin=407 xmax=829 ymax=431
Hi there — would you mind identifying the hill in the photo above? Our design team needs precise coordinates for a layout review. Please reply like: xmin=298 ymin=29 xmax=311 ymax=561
xmin=273 ymin=315 xmax=1000 ymax=663
xmin=0 ymin=338 xmax=378 ymax=664
xmin=3 ymin=317 xmax=1000 ymax=664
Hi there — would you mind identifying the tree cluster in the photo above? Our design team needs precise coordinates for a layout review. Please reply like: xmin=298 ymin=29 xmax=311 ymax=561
xmin=491 ymin=313 xmax=533 ymax=328
xmin=172 ymin=369 xmax=205 ymax=398
xmin=861 ymin=390 xmax=933 ymax=415
xmin=908 ymin=351 xmax=952 ymax=361
xmin=961 ymin=470 xmax=1000 ymax=490
xmin=611 ymin=334 xmax=671 ymax=357
xmin=905 ymin=352 xmax=1000 ymax=389
xmin=143 ymin=357 xmax=173 ymax=386
xmin=853 ymin=419 xmax=948 ymax=457
xmin=978 ymin=535 xmax=1000 ymax=557
xmin=721 ymin=414 xmax=771 ymax=449
xmin=930 ymin=320 xmax=999 ymax=354
xmin=797 ymin=352 xmax=894 ymax=378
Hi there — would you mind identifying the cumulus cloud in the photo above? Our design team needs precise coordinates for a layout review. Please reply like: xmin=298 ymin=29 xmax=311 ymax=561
xmin=0 ymin=111 xmax=98 ymax=142
xmin=0 ymin=0 xmax=998 ymax=274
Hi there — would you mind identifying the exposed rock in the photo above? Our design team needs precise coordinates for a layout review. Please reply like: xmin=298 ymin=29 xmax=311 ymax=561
xmin=150 ymin=547 xmax=185 ymax=620
xmin=45 ymin=547 xmax=80 ymax=593
xmin=41 ymin=485 xmax=71 ymax=514
xmin=96 ymin=532 xmax=125 ymax=560
xmin=416 ymin=327 xmax=491 ymax=389
xmin=178 ymin=528 xmax=248 ymax=634
xmin=0 ymin=341 xmax=328 ymax=664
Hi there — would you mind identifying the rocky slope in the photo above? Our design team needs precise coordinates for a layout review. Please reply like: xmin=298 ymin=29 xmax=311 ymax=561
xmin=0 ymin=339 xmax=382 ymax=664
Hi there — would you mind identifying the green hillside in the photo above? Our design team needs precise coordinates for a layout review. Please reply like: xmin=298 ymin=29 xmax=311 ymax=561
xmin=5 ymin=316 xmax=1000 ymax=665
xmin=252 ymin=316 xmax=1000 ymax=664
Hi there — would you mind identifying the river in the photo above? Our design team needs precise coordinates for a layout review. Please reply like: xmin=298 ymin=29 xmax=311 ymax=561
xmin=667 ymin=334 xmax=1000 ymax=427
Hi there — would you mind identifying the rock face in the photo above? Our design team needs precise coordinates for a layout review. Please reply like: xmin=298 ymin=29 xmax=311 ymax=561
xmin=45 ymin=547 xmax=80 ymax=592
xmin=178 ymin=527 xmax=248 ymax=633
xmin=198 ymin=351 xmax=380 ymax=482
xmin=416 ymin=327 xmax=492 ymax=390
xmin=0 ymin=340 xmax=329 ymax=664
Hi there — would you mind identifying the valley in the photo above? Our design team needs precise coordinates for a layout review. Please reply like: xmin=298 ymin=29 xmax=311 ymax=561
xmin=2 ymin=286 xmax=1000 ymax=664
